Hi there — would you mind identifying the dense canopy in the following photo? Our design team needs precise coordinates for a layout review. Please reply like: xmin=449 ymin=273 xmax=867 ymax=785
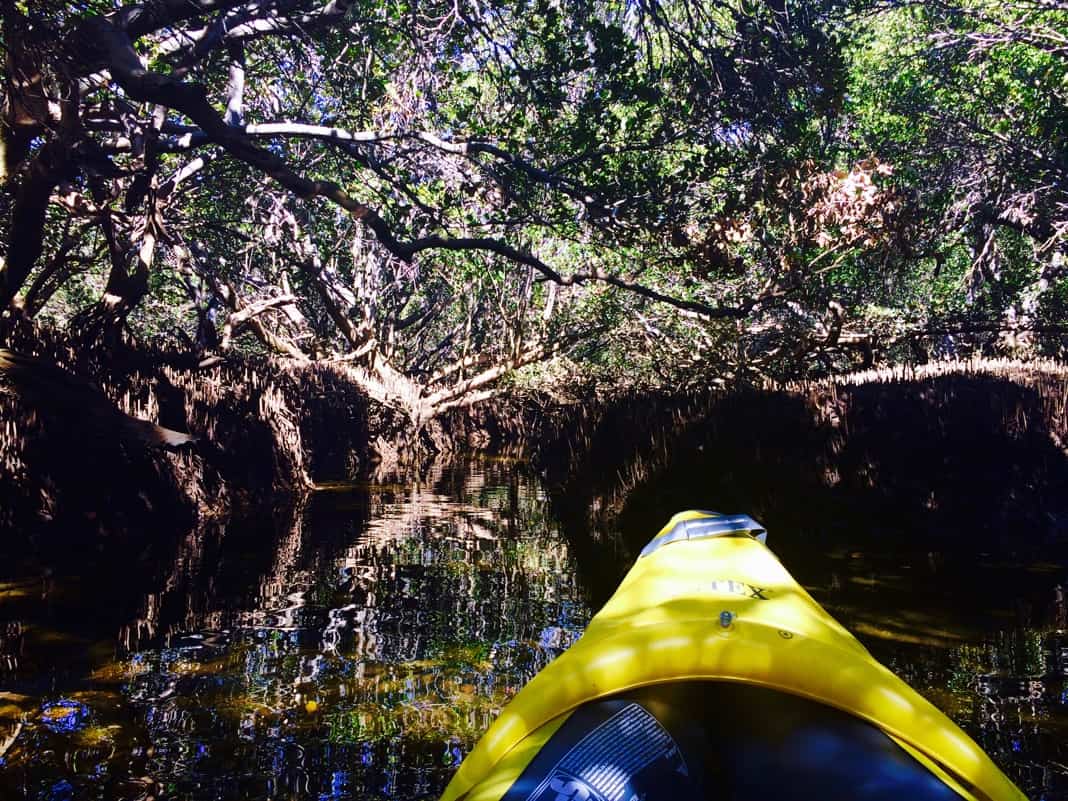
xmin=1 ymin=0 xmax=1065 ymax=416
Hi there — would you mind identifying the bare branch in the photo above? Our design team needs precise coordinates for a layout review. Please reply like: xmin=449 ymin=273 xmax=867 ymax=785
xmin=227 ymin=294 xmax=300 ymax=327
xmin=149 ymin=0 xmax=358 ymax=59
xmin=111 ymin=0 xmax=248 ymax=39
xmin=558 ymin=268 xmax=747 ymax=320
xmin=224 ymin=42 xmax=245 ymax=127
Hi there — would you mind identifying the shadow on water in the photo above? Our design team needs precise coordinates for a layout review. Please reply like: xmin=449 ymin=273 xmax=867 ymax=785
xmin=560 ymin=378 xmax=1068 ymax=558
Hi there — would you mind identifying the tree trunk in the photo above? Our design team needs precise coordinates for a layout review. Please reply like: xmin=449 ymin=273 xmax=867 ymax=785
xmin=1 ymin=141 xmax=72 ymax=309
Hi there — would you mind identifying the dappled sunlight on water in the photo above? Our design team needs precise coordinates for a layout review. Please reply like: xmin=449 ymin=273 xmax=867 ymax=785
xmin=0 ymin=463 xmax=585 ymax=799
xmin=0 ymin=461 xmax=1066 ymax=799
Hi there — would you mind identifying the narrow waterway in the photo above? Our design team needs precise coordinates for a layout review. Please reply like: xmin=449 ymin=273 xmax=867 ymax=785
xmin=0 ymin=460 xmax=1065 ymax=800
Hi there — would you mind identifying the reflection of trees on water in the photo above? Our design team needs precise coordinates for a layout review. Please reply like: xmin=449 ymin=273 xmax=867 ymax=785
xmin=1 ymin=461 xmax=588 ymax=799
xmin=812 ymin=567 xmax=1068 ymax=800
xmin=867 ymin=624 xmax=1068 ymax=800
xmin=2 ymin=453 xmax=1066 ymax=799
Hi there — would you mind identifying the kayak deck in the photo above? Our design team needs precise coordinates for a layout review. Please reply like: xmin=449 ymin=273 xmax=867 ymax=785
xmin=440 ymin=511 xmax=1025 ymax=801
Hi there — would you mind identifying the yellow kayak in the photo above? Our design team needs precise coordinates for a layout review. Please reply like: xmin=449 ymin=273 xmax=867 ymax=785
xmin=441 ymin=510 xmax=1027 ymax=801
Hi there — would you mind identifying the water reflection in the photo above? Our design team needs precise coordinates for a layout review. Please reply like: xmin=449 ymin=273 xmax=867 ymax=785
xmin=0 ymin=462 xmax=586 ymax=800
xmin=0 ymin=461 xmax=1065 ymax=800
xmin=788 ymin=546 xmax=1068 ymax=801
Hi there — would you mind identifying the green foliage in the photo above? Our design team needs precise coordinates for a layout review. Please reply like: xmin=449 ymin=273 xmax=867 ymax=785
xmin=1 ymin=0 xmax=1065 ymax=396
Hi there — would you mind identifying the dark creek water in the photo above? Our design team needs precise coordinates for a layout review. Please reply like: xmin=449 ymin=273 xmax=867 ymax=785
xmin=0 ymin=460 xmax=1066 ymax=800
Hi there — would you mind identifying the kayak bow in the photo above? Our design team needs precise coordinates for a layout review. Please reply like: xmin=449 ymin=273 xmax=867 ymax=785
xmin=441 ymin=510 xmax=1026 ymax=801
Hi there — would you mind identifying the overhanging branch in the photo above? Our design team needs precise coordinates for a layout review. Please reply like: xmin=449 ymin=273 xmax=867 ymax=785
xmin=78 ymin=16 xmax=751 ymax=324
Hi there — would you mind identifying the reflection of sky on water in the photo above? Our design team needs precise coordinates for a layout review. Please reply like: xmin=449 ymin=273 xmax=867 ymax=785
xmin=37 ymin=701 xmax=90 ymax=735
xmin=0 ymin=461 xmax=1065 ymax=799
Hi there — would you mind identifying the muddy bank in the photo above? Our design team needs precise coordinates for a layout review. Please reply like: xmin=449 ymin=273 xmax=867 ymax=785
xmin=3 ymin=315 xmax=1068 ymax=559
xmin=0 ymin=322 xmax=409 ymax=541
xmin=532 ymin=361 xmax=1068 ymax=564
